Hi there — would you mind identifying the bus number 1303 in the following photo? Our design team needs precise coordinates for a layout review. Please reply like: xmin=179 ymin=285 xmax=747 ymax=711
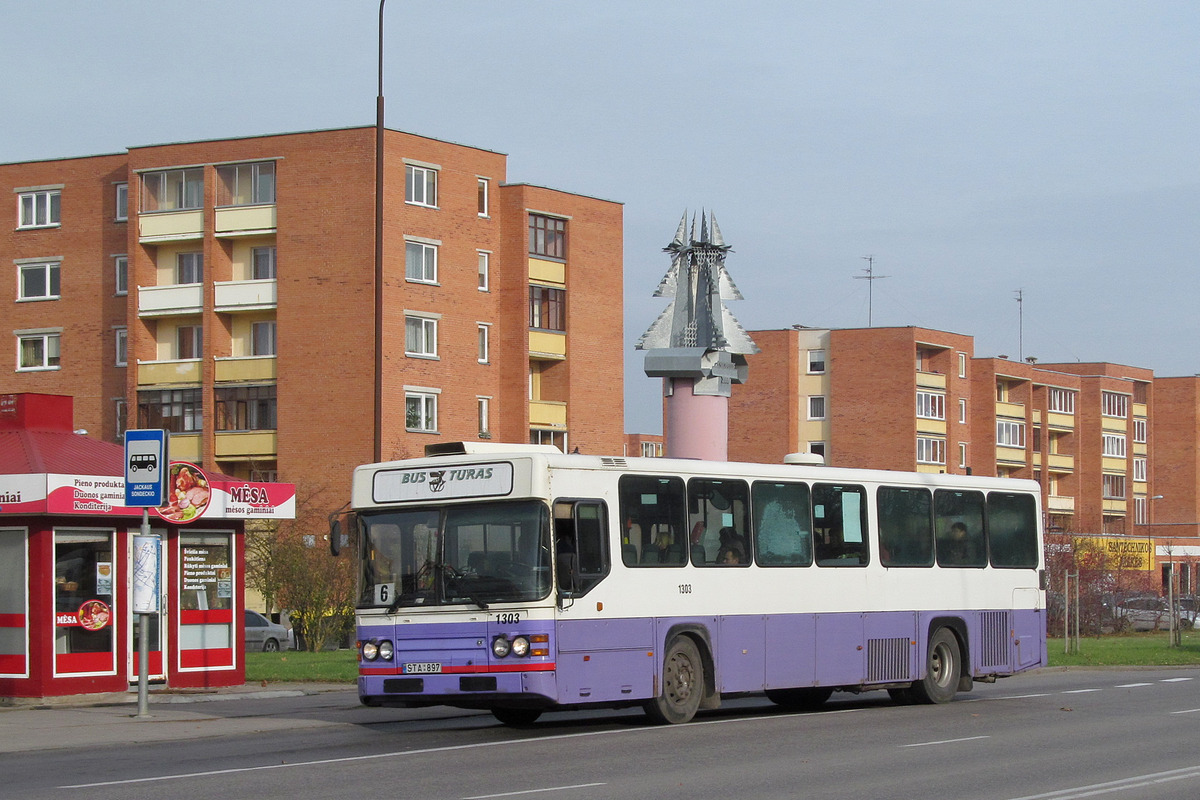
xmin=678 ymin=584 xmax=692 ymax=594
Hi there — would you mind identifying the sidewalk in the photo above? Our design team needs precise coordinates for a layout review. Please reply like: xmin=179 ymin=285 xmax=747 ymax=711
xmin=0 ymin=682 xmax=357 ymax=754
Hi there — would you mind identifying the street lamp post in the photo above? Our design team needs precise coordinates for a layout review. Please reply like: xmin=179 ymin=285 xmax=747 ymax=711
xmin=374 ymin=0 xmax=387 ymax=463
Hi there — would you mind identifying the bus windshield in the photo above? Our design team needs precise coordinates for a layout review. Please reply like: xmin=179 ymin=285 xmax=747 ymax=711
xmin=357 ymin=500 xmax=552 ymax=610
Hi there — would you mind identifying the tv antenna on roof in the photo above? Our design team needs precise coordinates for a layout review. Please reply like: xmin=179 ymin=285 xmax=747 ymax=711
xmin=855 ymin=255 xmax=890 ymax=327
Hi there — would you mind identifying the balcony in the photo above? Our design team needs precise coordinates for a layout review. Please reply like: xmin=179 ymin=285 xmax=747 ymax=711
xmin=916 ymin=371 xmax=946 ymax=390
xmin=215 ymin=430 xmax=277 ymax=459
xmin=214 ymin=279 xmax=277 ymax=313
xmin=1046 ymin=453 xmax=1075 ymax=472
xmin=169 ymin=433 xmax=202 ymax=463
xmin=137 ymin=358 xmax=202 ymax=386
xmin=995 ymin=401 xmax=1024 ymax=418
xmin=1047 ymin=495 xmax=1075 ymax=513
xmin=530 ymin=400 xmax=567 ymax=428
xmin=1046 ymin=411 xmax=1075 ymax=430
xmin=529 ymin=331 xmax=566 ymax=360
xmin=528 ymin=258 xmax=566 ymax=284
xmin=138 ymin=283 xmax=203 ymax=317
xmin=995 ymin=445 xmax=1026 ymax=466
xmin=139 ymin=210 xmax=204 ymax=243
xmin=215 ymin=204 xmax=276 ymax=237
xmin=916 ymin=417 xmax=947 ymax=436
xmin=214 ymin=356 xmax=276 ymax=383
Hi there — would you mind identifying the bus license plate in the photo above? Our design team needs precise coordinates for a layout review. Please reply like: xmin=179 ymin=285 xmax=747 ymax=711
xmin=403 ymin=662 xmax=442 ymax=674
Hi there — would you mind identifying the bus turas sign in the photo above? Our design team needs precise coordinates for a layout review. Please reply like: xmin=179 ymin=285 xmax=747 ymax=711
xmin=372 ymin=462 xmax=514 ymax=503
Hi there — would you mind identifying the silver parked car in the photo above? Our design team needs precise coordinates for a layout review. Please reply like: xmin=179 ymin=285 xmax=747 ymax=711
xmin=244 ymin=609 xmax=291 ymax=652
xmin=1114 ymin=596 xmax=1193 ymax=632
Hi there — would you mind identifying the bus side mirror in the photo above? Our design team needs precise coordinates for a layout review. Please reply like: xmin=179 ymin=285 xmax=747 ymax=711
xmin=329 ymin=514 xmax=342 ymax=556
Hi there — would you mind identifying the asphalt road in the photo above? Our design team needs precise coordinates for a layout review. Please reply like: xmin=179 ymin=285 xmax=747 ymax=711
xmin=4 ymin=667 xmax=1200 ymax=800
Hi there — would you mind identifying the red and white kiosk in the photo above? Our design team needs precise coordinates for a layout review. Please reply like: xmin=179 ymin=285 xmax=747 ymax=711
xmin=0 ymin=393 xmax=295 ymax=700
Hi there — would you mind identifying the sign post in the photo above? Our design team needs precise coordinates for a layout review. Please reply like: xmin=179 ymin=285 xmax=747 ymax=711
xmin=124 ymin=430 xmax=167 ymax=718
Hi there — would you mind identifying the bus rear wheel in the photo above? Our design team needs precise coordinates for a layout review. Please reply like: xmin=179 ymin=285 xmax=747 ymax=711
xmin=644 ymin=636 xmax=704 ymax=724
xmin=765 ymin=687 xmax=833 ymax=710
xmin=491 ymin=707 xmax=543 ymax=727
xmin=911 ymin=628 xmax=961 ymax=704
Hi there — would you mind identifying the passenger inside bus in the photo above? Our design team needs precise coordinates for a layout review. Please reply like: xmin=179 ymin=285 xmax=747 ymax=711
xmin=715 ymin=527 xmax=747 ymax=565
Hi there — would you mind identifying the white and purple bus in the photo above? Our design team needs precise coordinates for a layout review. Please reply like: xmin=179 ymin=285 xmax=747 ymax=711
xmin=340 ymin=442 xmax=1046 ymax=726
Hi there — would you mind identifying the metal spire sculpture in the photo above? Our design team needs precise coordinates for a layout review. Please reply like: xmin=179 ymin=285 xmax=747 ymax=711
xmin=638 ymin=211 xmax=757 ymax=460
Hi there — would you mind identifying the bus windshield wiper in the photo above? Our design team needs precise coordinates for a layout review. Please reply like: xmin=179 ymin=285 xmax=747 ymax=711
xmin=439 ymin=563 xmax=490 ymax=609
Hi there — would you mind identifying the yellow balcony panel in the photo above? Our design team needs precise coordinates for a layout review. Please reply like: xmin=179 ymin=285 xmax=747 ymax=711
xmin=169 ymin=434 xmax=202 ymax=463
xmin=530 ymin=400 xmax=567 ymax=428
xmin=1134 ymin=442 xmax=1148 ymax=456
xmin=1032 ymin=409 xmax=1042 ymax=424
xmin=915 ymin=464 xmax=944 ymax=474
xmin=1102 ymin=456 xmax=1127 ymax=472
xmin=1047 ymin=495 xmax=1075 ymax=513
xmin=916 ymin=371 xmax=946 ymax=389
xmin=1133 ymin=403 xmax=1147 ymax=418
xmin=1103 ymin=419 xmax=1128 ymax=433
xmin=529 ymin=331 xmax=566 ymax=360
xmin=528 ymin=258 xmax=566 ymax=285
xmin=1033 ymin=452 xmax=1042 ymax=468
xmin=1102 ymin=498 xmax=1127 ymax=513
xmin=995 ymin=445 xmax=1026 ymax=465
xmin=996 ymin=401 xmax=1025 ymax=419
xmin=138 ymin=283 xmax=204 ymax=317
xmin=137 ymin=359 xmax=202 ymax=386
xmin=214 ymin=430 xmax=277 ymax=459
xmin=215 ymin=204 xmax=277 ymax=236
xmin=1047 ymin=453 xmax=1075 ymax=472
xmin=916 ymin=419 xmax=947 ymax=436
xmin=214 ymin=279 xmax=277 ymax=312
xmin=1046 ymin=411 xmax=1075 ymax=430
xmin=214 ymin=356 xmax=276 ymax=383
xmin=138 ymin=210 xmax=204 ymax=243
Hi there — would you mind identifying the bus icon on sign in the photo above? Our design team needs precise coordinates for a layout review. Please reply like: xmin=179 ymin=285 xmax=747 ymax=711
xmin=129 ymin=453 xmax=157 ymax=472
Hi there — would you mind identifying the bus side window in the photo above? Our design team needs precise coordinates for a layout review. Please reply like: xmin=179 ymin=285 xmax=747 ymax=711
xmin=877 ymin=486 xmax=934 ymax=567
xmin=934 ymin=489 xmax=987 ymax=567
xmin=618 ymin=475 xmax=686 ymax=568
xmin=752 ymin=481 xmax=812 ymax=567
xmin=987 ymin=492 xmax=1038 ymax=568
xmin=812 ymin=483 xmax=868 ymax=566
xmin=688 ymin=478 xmax=750 ymax=566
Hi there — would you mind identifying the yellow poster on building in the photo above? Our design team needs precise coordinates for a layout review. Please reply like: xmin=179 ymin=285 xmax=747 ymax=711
xmin=1073 ymin=536 xmax=1155 ymax=571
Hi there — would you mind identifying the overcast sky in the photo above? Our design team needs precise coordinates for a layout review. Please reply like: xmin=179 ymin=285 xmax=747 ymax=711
xmin=4 ymin=1 xmax=1198 ymax=435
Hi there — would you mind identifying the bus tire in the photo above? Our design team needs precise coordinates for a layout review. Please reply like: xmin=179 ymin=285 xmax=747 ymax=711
xmin=644 ymin=636 xmax=704 ymax=724
xmin=912 ymin=628 xmax=961 ymax=704
xmin=765 ymin=687 xmax=833 ymax=710
xmin=887 ymin=687 xmax=914 ymax=705
xmin=492 ymin=707 xmax=543 ymax=727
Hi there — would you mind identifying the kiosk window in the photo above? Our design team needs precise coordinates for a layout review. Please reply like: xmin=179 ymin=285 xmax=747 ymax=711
xmin=0 ymin=529 xmax=27 ymax=676
xmin=54 ymin=530 xmax=116 ymax=666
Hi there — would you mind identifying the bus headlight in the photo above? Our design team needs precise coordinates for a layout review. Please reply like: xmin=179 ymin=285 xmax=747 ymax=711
xmin=492 ymin=635 xmax=511 ymax=658
xmin=378 ymin=640 xmax=394 ymax=660
xmin=362 ymin=641 xmax=379 ymax=661
xmin=511 ymin=636 xmax=530 ymax=657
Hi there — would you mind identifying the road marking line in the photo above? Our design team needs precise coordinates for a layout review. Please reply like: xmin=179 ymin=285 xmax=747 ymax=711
xmin=463 ymin=783 xmax=606 ymax=799
xmin=1004 ymin=764 xmax=1200 ymax=800
xmin=1114 ymin=682 xmax=1153 ymax=688
xmin=1161 ymin=677 xmax=1193 ymax=683
xmin=1170 ymin=708 xmax=1200 ymax=715
xmin=1060 ymin=689 xmax=1101 ymax=694
xmin=902 ymin=735 xmax=990 ymax=748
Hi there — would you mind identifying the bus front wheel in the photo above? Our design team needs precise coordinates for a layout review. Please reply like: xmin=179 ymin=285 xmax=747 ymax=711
xmin=911 ymin=628 xmax=961 ymax=704
xmin=644 ymin=637 xmax=704 ymax=724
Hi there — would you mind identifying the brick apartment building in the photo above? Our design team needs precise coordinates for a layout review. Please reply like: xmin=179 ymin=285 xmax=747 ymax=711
xmin=727 ymin=325 xmax=1200 ymax=592
xmin=2 ymin=126 xmax=625 ymax=513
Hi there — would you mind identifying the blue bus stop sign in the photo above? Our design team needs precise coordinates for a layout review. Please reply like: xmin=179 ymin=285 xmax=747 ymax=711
xmin=124 ymin=429 xmax=167 ymax=507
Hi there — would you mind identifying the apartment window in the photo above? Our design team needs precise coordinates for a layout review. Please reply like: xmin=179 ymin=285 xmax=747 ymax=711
xmin=1102 ymin=433 xmax=1127 ymax=458
xmin=996 ymin=420 xmax=1025 ymax=447
xmin=17 ymin=331 xmax=61 ymax=370
xmin=405 ymin=164 xmax=438 ymax=207
xmin=917 ymin=437 xmax=946 ymax=465
xmin=529 ymin=214 xmax=566 ymax=259
xmin=477 ymin=323 xmax=490 ymax=363
xmin=1102 ymin=473 xmax=1125 ymax=500
xmin=958 ymin=398 xmax=967 ymax=424
xmin=252 ymin=246 xmax=277 ymax=280
xmin=807 ymin=349 xmax=826 ymax=374
xmin=115 ymin=183 xmax=128 ymax=221
xmin=176 ymin=252 xmax=203 ymax=284
xmin=251 ymin=321 xmax=277 ymax=356
xmin=477 ymin=251 xmax=490 ymax=291
xmin=1134 ymin=496 xmax=1148 ymax=525
xmin=478 ymin=396 xmax=491 ymax=437
xmin=531 ymin=429 xmax=567 ymax=450
xmin=641 ymin=441 xmax=663 ymax=458
xmin=1133 ymin=418 xmax=1147 ymax=443
xmin=215 ymin=385 xmax=277 ymax=431
xmin=958 ymin=442 xmax=967 ymax=468
xmin=808 ymin=396 xmax=826 ymax=420
xmin=137 ymin=388 xmax=201 ymax=433
xmin=1048 ymin=387 xmax=1076 ymax=414
xmin=957 ymin=352 xmax=966 ymax=378
xmin=809 ymin=442 xmax=826 ymax=457
xmin=529 ymin=285 xmax=566 ymax=331
xmin=115 ymin=398 xmax=128 ymax=439
xmin=405 ymin=315 xmax=438 ymax=358
xmin=916 ymin=391 xmax=945 ymax=420
xmin=1133 ymin=457 xmax=1147 ymax=482
xmin=477 ymin=178 xmax=489 ymax=217
xmin=115 ymin=328 xmax=127 ymax=367
xmin=18 ymin=261 xmax=60 ymax=300
xmin=114 ymin=256 xmax=128 ymax=295
xmin=17 ymin=189 xmax=60 ymax=228
xmin=405 ymin=390 xmax=438 ymax=432
xmin=140 ymin=169 xmax=203 ymax=212
xmin=1102 ymin=391 xmax=1129 ymax=419
xmin=405 ymin=240 xmax=437 ymax=283
xmin=216 ymin=161 xmax=275 ymax=206
xmin=176 ymin=325 xmax=202 ymax=360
